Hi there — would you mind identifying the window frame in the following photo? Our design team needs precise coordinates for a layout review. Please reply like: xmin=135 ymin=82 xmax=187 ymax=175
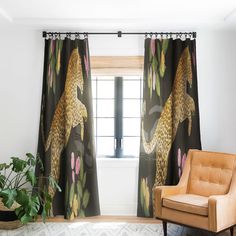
xmin=91 ymin=56 xmax=144 ymax=158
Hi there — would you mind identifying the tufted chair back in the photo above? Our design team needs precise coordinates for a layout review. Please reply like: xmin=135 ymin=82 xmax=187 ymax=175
xmin=187 ymin=150 xmax=236 ymax=197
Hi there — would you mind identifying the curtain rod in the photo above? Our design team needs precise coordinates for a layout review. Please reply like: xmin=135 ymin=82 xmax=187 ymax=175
xmin=42 ymin=31 xmax=197 ymax=38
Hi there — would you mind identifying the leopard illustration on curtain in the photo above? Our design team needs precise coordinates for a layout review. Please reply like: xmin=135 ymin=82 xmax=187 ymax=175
xmin=137 ymin=38 xmax=201 ymax=217
xmin=36 ymin=38 xmax=100 ymax=219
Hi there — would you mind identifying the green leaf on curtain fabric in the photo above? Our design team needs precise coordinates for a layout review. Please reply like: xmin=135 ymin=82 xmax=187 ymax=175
xmin=155 ymin=72 xmax=160 ymax=97
xmin=82 ymin=189 xmax=90 ymax=209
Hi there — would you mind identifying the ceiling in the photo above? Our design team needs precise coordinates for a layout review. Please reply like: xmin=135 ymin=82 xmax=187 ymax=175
xmin=0 ymin=0 xmax=236 ymax=31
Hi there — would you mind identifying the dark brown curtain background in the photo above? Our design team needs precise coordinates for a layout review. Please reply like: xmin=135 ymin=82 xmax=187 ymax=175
xmin=36 ymin=38 xmax=100 ymax=219
xmin=137 ymin=38 xmax=201 ymax=217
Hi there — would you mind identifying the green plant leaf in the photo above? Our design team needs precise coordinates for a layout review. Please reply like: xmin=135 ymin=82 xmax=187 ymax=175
xmin=82 ymin=173 xmax=86 ymax=188
xmin=28 ymin=196 xmax=40 ymax=216
xmin=15 ymin=206 xmax=24 ymax=218
xmin=26 ymin=170 xmax=36 ymax=186
xmin=0 ymin=189 xmax=17 ymax=208
xmin=77 ymin=180 xmax=82 ymax=198
xmin=0 ymin=163 xmax=10 ymax=171
xmin=82 ymin=189 xmax=90 ymax=209
xmin=26 ymin=153 xmax=36 ymax=166
xmin=49 ymin=176 xmax=61 ymax=192
xmin=11 ymin=157 xmax=27 ymax=172
xmin=20 ymin=213 xmax=32 ymax=224
xmin=0 ymin=175 xmax=6 ymax=188
xmin=15 ymin=189 xmax=29 ymax=206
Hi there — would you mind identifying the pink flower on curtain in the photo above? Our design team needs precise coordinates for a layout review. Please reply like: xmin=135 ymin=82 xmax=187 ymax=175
xmin=84 ymin=42 xmax=89 ymax=78
xmin=177 ymin=148 xmax=187 ymax=177
xmin=70 ymin=152 xmax=81 ymax=182
xmin=72 ymin=170 xmax=75 ymax=183
xmin=150 ymin=39 xmax=156 ymax=56
xmin=71 ymin=152 xmax=75 ymax=169
xmin=75 ymin=157 xmax=80 ymax=175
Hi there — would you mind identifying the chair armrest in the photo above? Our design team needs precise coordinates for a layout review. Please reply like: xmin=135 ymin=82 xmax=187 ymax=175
xmin=208 ymin=194 xmax=236 ymax=232
xmin=153 ymin=185 xmax=187 ymax=218
xmin=153 ymin=152 xmax=191 ymax=218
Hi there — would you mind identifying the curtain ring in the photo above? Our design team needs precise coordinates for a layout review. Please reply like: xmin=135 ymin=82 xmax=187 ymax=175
xmin=75 ymin=33 xmax=80 ymax=39
xmin=161 ymin=33 xmax=163 ymax=39
xmin=155 ymin=33 xmax=157 ymax=39
xmin=145 ymin=33 xmax=147 ymax=39
xmin=66 ymin=32 xmax=71 ymax=39
xmin=84 ymin=33 xmax=88 ymax=39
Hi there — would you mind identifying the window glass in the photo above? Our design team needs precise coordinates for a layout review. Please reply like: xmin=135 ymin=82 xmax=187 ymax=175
xmin=97 ymin=99 xmax=114 ymax=117
xmin=92 ymin=76 xmax=142 ymax=158
xmin=123 ymin=80 xmax=141 ymax=98
xmin=123 ymin=137 xmax=140 ymax=157
xmin=97 ymin=118 xmax=114 ymax=136
xmin=97 ymin=80 xmax=114 ymax=98
xmin=123 ymin=99 xmax=140 ymax=117
xmin=97 ymin=137 xmax=114 ymax=156
xmin=123 ymin=118 xmax=140 ymax=136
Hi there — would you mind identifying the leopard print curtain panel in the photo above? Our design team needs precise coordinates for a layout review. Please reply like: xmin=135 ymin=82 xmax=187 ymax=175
xmin=137 ymin=38 xmax=201 ymax=217
xmin=36 ymin=38 xmax=100 ymax=219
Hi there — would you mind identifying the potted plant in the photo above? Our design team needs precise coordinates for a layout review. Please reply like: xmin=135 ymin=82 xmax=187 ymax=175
xmin=0 ymin=153 xmax=61 ymax=229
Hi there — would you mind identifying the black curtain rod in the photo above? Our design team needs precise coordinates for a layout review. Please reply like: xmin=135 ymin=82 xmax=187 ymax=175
xmin=42 ymin=31 xmax=196 ymax=38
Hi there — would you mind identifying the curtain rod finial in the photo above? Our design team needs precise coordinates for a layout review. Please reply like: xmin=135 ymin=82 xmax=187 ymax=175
xmin=42 ymin=31 xmax=47 ymax=38
xmin=193 ymin=32 xmax=197 ymax=38
xmin=117 ymin=31 xmax=122 ymax=37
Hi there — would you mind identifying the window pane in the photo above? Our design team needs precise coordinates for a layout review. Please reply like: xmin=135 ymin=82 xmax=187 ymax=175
xmin=123 ymin=80 xmax=140 ymax=98
xmin=123 ymin=99 xmax=141 ymax=117
xmin=97 ymin=137 xmax=114 ymax=156
xmin=97 ymin=118 xmax=114 ymax=136
xmin=97 ymin=99 xmax=114 ymax=117
xmin=97 ymin=80 xmax=114 ymax=98
xmin=123 ymin=137 xmax=140 ymax=157
xmin=92 ymin=80 xmax=97 ymax=98
xmin=123 ymin=118 xmax=140 ymax=136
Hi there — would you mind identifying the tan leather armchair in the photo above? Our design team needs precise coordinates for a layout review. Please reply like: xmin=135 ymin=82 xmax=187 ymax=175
xmin=154 ymin=149 xmax=236 ymax=236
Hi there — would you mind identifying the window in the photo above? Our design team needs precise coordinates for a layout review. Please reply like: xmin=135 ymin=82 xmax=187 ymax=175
xmin=92 ymin=75 xmax=143 ymax=158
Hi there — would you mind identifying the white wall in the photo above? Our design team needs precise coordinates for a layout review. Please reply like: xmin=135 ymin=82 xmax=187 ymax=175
xmin=0 ymin=29 xmax=43 ymax=159
xmin=0 ymin=29 xmax=236 ymax=215
xmin=197 ymin=30 xmax=236 ymax=153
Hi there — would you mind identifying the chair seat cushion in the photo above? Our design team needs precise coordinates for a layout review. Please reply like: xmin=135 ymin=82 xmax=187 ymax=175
xmin=162 ymin=194 xmax=208 ymax=216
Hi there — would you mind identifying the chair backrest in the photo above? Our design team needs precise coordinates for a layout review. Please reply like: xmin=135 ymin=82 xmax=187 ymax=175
xmin=187 ymin=150 xmax=236 ymax=197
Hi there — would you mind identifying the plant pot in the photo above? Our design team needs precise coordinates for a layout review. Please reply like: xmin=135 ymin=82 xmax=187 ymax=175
xmin=0 ymin=198 xmax=22 ymax=229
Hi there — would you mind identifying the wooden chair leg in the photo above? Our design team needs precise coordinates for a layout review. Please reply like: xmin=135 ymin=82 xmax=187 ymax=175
xmin=162 ymin=221 xmax=167 ymax=236
xmin=230 ymin=227 xmax=234 ymax=236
